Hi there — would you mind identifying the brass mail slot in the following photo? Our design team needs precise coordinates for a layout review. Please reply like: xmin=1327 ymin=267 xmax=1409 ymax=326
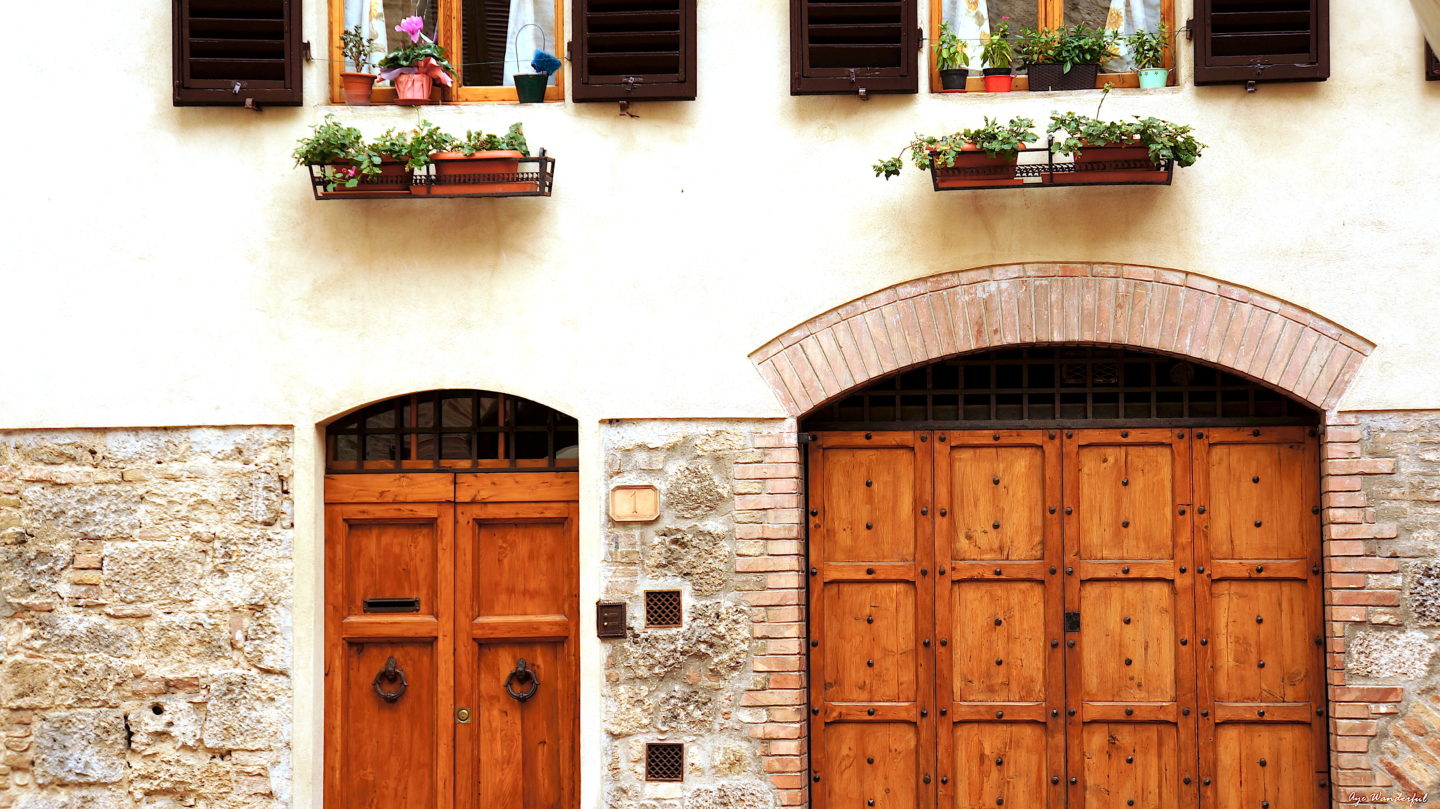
xmin=364 ymin=597 xmax=421 ymax=613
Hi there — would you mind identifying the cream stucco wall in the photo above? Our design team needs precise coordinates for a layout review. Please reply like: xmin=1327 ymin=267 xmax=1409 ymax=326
xmin=4 ymin=3 xmax=1437 ymax=809
xmin=3 ymin=0 xmax=1437 ymax=433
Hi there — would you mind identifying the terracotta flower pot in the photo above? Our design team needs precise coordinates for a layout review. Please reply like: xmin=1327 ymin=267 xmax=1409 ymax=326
xmin=323 ymin=156 xmax=412 ymax=196
xmin=340 ymin=72 xmax=377 ymax=105
xmin=428 ymin=151 xmax=533 ymax=195
xmin=930 ymin=143 xmax=1023 ymax=188
xmin=1050 ymin=138 xmax=1165 ymax=185
xmin=395 ymin=73 xmax=434 ymax=103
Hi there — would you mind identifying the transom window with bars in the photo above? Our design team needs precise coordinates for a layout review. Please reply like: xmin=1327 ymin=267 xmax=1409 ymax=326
xmin=801 ymin=347 xmax=1315 ymax=431
xmin=326 ymin=389 xmax=579 ymax=472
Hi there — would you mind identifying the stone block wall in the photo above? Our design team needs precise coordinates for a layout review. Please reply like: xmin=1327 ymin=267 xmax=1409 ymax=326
xmin=1324 ymin=411 xmax=1440 ymax=804
xmin=0 ymin=428 xmax=293 ymax=809
xmin=600 ymin=420 xmax=802 ymax=809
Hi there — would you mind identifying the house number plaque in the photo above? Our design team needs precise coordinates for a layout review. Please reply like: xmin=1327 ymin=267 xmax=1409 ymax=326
xmin=609 ymin=484 xmax=660 ymax=522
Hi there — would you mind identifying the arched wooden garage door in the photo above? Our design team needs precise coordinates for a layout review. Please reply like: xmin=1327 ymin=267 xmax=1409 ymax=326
xmin=804 ymin=348 xmax=1328 ymax=809
xmin=323 ymin=390 xmax=580 ymax=809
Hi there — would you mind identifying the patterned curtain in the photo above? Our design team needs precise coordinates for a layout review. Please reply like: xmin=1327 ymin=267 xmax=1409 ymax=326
xmin=1414 ymin=0 xmax=1440 ymax=49
xmin=343 ymin=0 xmax=389 ymax=72
xmin=943 ymin=0 xmax=990 ymax=66
xmin=502 ymin=0 xmax=557 ymax=86
xmin=1104 ymin=0 xmax=1158 ymax=72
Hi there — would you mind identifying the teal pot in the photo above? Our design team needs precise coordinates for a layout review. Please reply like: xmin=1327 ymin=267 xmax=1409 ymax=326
xmin=514 ymin=73 xmax=549 ymax=103
xmin=1138 ymin=67 xmax=1169 ymax=89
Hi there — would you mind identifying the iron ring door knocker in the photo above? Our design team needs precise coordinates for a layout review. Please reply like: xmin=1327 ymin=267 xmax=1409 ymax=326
xmin=504 ymin=658 xmax=540 ymax=702
xmin=372 ymin=655 xmax=408 ymax=703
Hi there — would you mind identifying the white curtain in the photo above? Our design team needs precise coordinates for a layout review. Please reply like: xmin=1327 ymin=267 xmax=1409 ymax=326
xmin=1413 ymin=0 xmax=1440 ymax=49
xmin=503 ymin=0 xmax=557 ymax=85
xmin=943 ymin=0 xmax=990 ymax=67
xmin=1104 ymin=0 xmax=1159 ymax=72
xmin=343 ymin=0 xmax=388 ymax=72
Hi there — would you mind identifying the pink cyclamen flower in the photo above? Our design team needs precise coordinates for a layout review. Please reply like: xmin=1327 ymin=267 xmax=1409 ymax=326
xmin=395 ymin=16 xmax=425 ymax=43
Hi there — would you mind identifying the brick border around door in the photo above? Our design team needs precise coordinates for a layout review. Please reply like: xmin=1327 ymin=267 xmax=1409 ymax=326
xmin=736 ymin=264 xmax=1403 ymax=809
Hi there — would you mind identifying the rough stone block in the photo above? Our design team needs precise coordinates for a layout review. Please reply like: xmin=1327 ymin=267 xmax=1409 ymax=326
xmin=1346 ymin=630 xmax=1437 ymax=679
xmin=201 ymin=671 xmax=285 ymax=751
xmin=32 ymin=711 xmax=126 ymax=785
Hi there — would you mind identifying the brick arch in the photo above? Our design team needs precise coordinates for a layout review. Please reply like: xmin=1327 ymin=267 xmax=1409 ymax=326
xmin=750 ymin=263 xmax=1373 ymax=415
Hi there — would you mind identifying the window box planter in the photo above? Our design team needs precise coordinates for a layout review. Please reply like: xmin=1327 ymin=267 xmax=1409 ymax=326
xmin=1025 ymin=63 xmax=1099 ymax=91
xmin=927 ymin=140 xmax=1173 ymax=191
xmin=307 ymin=150 xmax=555 ymax=200
xmin=929 ymin=145 xmax=1025 ymax=188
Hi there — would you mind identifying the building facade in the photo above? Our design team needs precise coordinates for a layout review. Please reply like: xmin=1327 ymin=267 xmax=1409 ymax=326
xmin=3 ymin=1 xmax=1439 ymax=808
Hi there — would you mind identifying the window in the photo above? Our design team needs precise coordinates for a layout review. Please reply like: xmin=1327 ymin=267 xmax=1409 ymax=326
xmin=791 ymin=0 xmax=921 ymax=95
xmin=327 ymin=0 xmax=564 ymax=103
xmin=929 ymin=0 xmax=1175 ymax=91
xmin=1192 ymin=0 xmax=1328 ymax=85
xmin=572 ymin=0 xmax=697 ymax=101
xmin=174 ymin=0 xmax=304 ymax=106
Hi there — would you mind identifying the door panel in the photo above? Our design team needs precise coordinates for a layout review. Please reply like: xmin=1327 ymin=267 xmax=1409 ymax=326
xmin=936 ymin=430 xmax=1065 ymax=809
xmin=325 ymin=471 xmax=578 ymax=809
xmin=1064 ymin=430 xmax=1197 ymax=809
xmin=951 ymin=722 xmax=1049 ymax=809
xmin=324 ymin=482 xmax=456 ymax=809
xmin=809 ymin=432 xmax=934 ymax=809
xmin=1193 ymin=429 xmax=1325 ymax=809
xmin=1079 ymin=722 xmax=1181 ymax=809
xmin=456 ymin=486 xmax=578 ymax=809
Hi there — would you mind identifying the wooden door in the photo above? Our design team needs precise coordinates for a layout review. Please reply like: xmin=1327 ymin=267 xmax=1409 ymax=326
xmin=455 ymin=473 xmax=579 ymax=809
xmin=325 ymin=471 xmax=578 ymax=809
xmin=1063 ymin=429 xmax=1199 ymax=809
xmin=808 ymin=432 xmax=935 ymax=809
xmin=934 ymin=430 xmax=1066 ymax=809
xmin=324 ymin=474 xmax=456 ymax=809
xmin=1193 ymin=428 xmax=1327 ymax=809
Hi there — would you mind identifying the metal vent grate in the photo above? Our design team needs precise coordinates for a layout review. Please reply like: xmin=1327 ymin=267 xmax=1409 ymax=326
xmin=645 ymin=743 xmax=685 ymax=782
xmin=801 ymin=346 xmax=1316 ymax=431
xmin=645 ymin=591 xmax=683 ymax=628
xmin=326 ymin=389 xmax=579 ymax=473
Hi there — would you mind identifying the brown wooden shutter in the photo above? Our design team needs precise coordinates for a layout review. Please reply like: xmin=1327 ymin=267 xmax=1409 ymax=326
xmin=572 ymin=0 xmax=697 ymax=101
xmin=1427 ymin=43 xmax=1440 ymax=81
xmin=791 ymin=0 xmax=918 ymax=95
xmin=1193 ymin=0 xmax=1328 ymax=85
xmin=173 ymin=0 xmax=303 ymax=106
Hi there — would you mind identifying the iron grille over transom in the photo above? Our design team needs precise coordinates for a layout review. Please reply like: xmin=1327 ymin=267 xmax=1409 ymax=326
xmin=800 ymin=347 xmax=1316 ymax=431
xmin=327 ymin=389 xmax=578 ymax=473
xmin=645 ymin=743 xmax=685 ymax=782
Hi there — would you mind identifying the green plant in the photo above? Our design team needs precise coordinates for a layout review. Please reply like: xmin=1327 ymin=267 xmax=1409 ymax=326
xmin=452 ymin=123 xmax=530 ymax=156
xmin=1047 ymin=110 xmax=1205 ymax=167
xmin=372 ymin=121 xmax=454 ymax=169
xmin=1015 ymin=27 xmax=1060 ymax=66
xmin=1052 ymin=25 xmax=1117 ymax=71
xmin=340 ymin=24 xmax=377 ymax=73
xmin=873 ymin=116 xmax=1037 ymax=179
xmin=1124 ymin=23 xmax=1170 ymax=70
xmin=981 ymin=20 xmax=1014 ymax=70
xmin=292 ymin=116 xmax=382 ymax=190
xmin=378 ymin=41 xmax=456 ymax=75
xmin=934 ymin=21 xmax=970 ymax=70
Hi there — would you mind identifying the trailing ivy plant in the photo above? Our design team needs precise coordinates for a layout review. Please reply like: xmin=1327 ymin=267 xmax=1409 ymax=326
xmin=1123 ymin=23 xmax=1170 ymax=70
xmin=339 ymin=24 xmax=377 ymax=73
xmin=1047 ymin=111 xmax=1205 ymax=167
xmin=873 ymin=116 xmax=1038 ymax=180
xmin=981 ymin=20 xmax=1014 ymax=70
xmin=451 ymin=123 xmax=530 ymax=156
xmin=934 ymin=21 xmax=970 ymax=70
xmin=292 ymin=115 xmax=382 ymax=189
